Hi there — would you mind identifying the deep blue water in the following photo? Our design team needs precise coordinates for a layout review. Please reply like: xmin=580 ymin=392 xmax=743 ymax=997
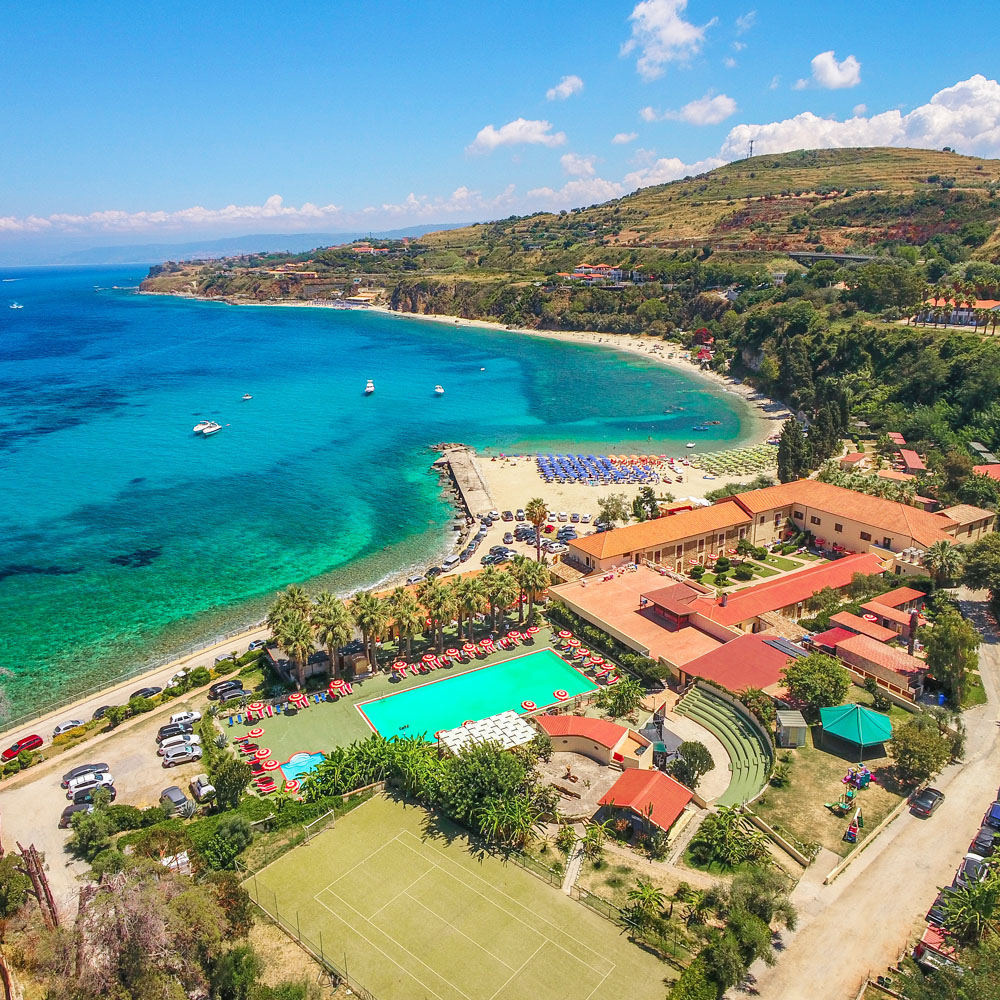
xmin=0 ymin=265 xmax=753 ymax=712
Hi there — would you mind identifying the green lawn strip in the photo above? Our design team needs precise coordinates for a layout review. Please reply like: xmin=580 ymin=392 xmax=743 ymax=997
xmin=842 ymin=686 xmax=913 ymax=727
xmin=963 ymin=672 xmax=988 ymax=708
xmin=763 ymin=554 xmax=800 ymax=571
xmin=744 ymin=561 xmax=780 ymax=578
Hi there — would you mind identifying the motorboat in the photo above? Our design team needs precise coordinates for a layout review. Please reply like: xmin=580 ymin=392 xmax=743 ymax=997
xmin=9 ymin=302 xmax=22 ymax=309
xmin=685 ymin=442 xmax=696 ymax=449
xmin=201 ymin=422 xmax=223 ymax=436
xmin=434 ymin=385 xmax=445 ymax=395
xmin=193 ymin=420 xmax=213 ymax=434
xmin=365 ymin=379 xmax=375 ymax=395
xmin=241 ymin=393 xmax=252 ymax=400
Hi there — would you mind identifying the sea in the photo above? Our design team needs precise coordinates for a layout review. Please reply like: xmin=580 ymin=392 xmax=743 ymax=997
xmin=0 ymin=265 xmax=755 ymax=715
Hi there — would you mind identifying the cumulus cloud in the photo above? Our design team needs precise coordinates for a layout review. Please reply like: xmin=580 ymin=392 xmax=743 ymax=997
xmin=644 ymin=93 xmax=738 ymax=125
xmin=853 ymin=103 xmax=867 ymax=115
xmin=466 ymin=117 xmax=567 ymax=154
xmin=612 ymin=131 xmax=639 ymax=144
xmin=560 ymin=153 xmax=597 ymax=177
xmin=546 ymin=74 xmax=584 ymax=101
xmin=809 ymin=50 xmax=862 ymax=89
xmin=371 ymin=185 xmax=519 ymax=219
xmin=621 ymin=0 xmax=716 ymax=80
xmin=527 ymin=176 xmax=627 ymax=210
xmin=624 ymin=154 xmax=726 ymax=189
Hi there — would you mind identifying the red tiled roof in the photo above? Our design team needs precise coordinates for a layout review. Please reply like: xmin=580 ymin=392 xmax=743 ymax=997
xmin=829 ymin=611 xmax=898 ymax=643
xmin=835 ymin=633 xmax=926 ymax=680
xmin=693 ymin=553 xmax=886 ymax=626
xmin=534 ymin=715 xmax=627 ymax=750
xmin=841 ymin=452 xmax=867 ymax=463
xmin=598 ymin=769 xmax=693 ymax=831
xmin=860 ymin=601 xmax=913 ymax=627
xmin=973 ymin=464 xmax=1000 ymax=482
xmin=898 ymin=449 xmax=926 ymax=471
xmin=887 ymin=432 xmax=906 ymax=445
xmin=679 ymin=632 xmax=798 ymax=691
xmin=642 ymin=582 xmax=702 ymax=616
xmin=874 ymin=586 xmax=926 ymax=609
xmin=811 ymin=626 xmax=857 ymax=649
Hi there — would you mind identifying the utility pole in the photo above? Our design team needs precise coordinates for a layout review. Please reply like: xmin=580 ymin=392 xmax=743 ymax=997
xmin=748 ymin=139 xmax=755 ymax=159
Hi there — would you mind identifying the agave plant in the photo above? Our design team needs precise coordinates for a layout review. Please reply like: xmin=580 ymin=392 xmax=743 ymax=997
xmin=207 ymin=704 xmax=220 ymax=718
xmin=214 ymin=732 xmax=229 ymax=749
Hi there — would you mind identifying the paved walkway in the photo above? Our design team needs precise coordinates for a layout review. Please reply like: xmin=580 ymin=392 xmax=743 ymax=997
xmin=734 ymin=588 xmax=1000 ymax=999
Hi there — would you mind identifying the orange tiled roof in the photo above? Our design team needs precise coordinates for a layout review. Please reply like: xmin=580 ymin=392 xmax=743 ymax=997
xmin=535 ymin=715 xmax=626 ymax=749
xmin=568 ymin=501 xmax=749 ymax=561
xmin=860 ymin=601 xmax=913 ymax=627
xmin=829 ymin=611 xmax=898 ymax=643
xmin=940 ymin=504 xmax=995 ymax=526
xmin=973 ymin=464 xmax=1000 ymax=481
xmin=835 ymin=633 xmax=926 ymax=680
xmin=874 ymin=586 xmax=927 ymax=608
xmin=598 ymin=769 xmax=693 ymax=831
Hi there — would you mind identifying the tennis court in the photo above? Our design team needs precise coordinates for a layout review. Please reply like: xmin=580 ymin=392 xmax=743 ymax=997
xmin=245 ymin=795 xmax=669 ymax=1000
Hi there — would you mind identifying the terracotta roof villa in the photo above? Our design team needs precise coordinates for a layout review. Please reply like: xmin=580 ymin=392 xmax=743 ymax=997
xmin=598 ymin=768 xmax=693 ymax=833
xmin=829 ymin=610 xmax=898 ymax=643
xmin=673 ymin=632 xmax=805 ymax=693
xmin=834 ymin=633 xmax=928 ymax=699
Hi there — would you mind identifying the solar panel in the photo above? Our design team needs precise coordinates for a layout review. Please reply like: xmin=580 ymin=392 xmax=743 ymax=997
xmin=763 ymin=637 xmax=806 ymax=659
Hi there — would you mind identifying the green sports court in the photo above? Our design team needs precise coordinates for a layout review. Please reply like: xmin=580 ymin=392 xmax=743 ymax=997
xmin=245 ymin=795 xmax=670 ymax=1000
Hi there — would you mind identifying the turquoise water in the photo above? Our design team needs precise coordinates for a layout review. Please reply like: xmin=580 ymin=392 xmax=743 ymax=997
xmin=0 ymin=265 xmax=753 ymax=714
xmin=280 ymin=751 xmax=325 ymax=782
xmin=356 ymin=649 xmax=597 ymax=739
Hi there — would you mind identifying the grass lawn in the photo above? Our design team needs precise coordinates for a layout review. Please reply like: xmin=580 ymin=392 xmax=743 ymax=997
xmin=224 ymin=626 xmax=557 ymax=762
xmin=744 ymin=561 xmax=780 ymax=578
xmin=761 ymin=554 xmax=801 ymax=571
xmin=963 ymin=671 xmax=988 ymax=708
xmin=843 ymin=686 xmax=915 ymax=727
xmin=245 ymin=794 xmax=674 ymax=1000
xmin=752 ymin=718 xmax=907 ymax=857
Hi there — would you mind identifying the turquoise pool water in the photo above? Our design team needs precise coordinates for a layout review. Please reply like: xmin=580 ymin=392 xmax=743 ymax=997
xmin=357 ymin=649 xmax=597 ymax=740
xmin=280 ymin=750 xmax=325 ymax=782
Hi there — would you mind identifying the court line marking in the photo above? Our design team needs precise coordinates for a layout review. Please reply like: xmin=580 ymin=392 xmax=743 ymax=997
xmin=486 ymin=941 xmax=545 ymax=1000
xmin=370 ymin=869 xmax=432 ymax=922
xmin=583 ymin=965 xmax=614 ymax=1000
xmin=397 ymin=832 xmax=614 ymax=976
xmin=318 ymin=834 xmax=413 ymax=898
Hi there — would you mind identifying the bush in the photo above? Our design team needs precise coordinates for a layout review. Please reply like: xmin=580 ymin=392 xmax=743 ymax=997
xmin=105 ymin=804 xmax=146 ymax=832
xmin=714 ymin=556 xmax=731 ymax=573
xmin=188 ymin=666 xmax=211 ymax=687
xmin=105 ymin=704 xmax=128 ymax=728
xmin=690 ymin=565 xmax=705 ymax=580
xmin=780 ymin=543 xmax=798 ymax=554
xmin=713 ymin=571 xmax=729 ymax=586
xmin=733 ymin=564 xmax=754 ymax=581
xmin=127 ymin=695 xmax=154 ymax=715
xmin=753 ymin=546 xmax=769 ymax=561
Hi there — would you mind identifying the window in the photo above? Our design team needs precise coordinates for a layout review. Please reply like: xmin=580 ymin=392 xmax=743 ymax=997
xmin=759 ymin=516 xmax=765 ymax=524
xmin=860 ymin=531 xmax=872 ymax=542
xmin=675 ymin=545 xmax=682 ymax=557
xmin=793 ymin=511 xmax=803 ymax=520
xmin=810 ymin=516 xmax=821 ymax=526
xmin=718 ymin=534 xmax=724 ymax=546
xmin=698 ymin=539 xmax=704 ymax=550
xmin=882 ymin=538 xmax=892 ymax=549
xmin=834 ymin=523 xmax=843 ymax=533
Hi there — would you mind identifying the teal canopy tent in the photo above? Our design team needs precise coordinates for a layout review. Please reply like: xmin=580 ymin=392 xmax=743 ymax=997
xmin=819 ymin=704 xmax=892 ymax=759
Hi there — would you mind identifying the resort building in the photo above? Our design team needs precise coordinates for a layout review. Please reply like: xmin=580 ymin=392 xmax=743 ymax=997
xmin=973 ymin=463 xmax=1000 ymax=481
xmin=534 ymin=715 xmax=653 ymax=770
xmin=671 ymin=632 xmax=806 ymax=693
xmin=597 ymin=768 xmax=693 ymax=834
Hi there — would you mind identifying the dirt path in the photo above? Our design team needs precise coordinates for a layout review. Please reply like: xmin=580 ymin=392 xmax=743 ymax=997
xmin=736 ymin=589 xmax=999 ymax=998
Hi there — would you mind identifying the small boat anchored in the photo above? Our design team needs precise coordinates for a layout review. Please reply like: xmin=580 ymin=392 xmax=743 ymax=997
xmin=9 ymin=302 xmax=23 ymax=310
xmin=193 ymin=420 xmax=213 ymax=434
xmin=201 ymin=422 xmax=223 ymax=437
xmin=434 ymin=385 xmax=445 ymax=396
xmin=364 ymin=379 xmax=375 ymax=395
xmin=241 ymin=393 xmax=252 ymax=401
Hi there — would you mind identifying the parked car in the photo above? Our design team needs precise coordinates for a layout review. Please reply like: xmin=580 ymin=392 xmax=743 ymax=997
xmin=2 ymin=734 xmax=42 ymax=761
xmin=570 ymin=512 xmax=581 ymax=523
xmin=481 ymin=554 xmax=497 ymax=566
xmin=217 ymin=688 xmax=247 ymax=705
xmin=985 ymin=801 xmax=1000 ymax=830
xmin=406 ymin=574 xmax=424 ymax=586
xmin=208 ymin=679 xmax=244 ymax=700
xmin=163 ymin=744 xmax=203 ymax=767
xmin=501 ymin=511 xmax=514 ymax=522
xmin=189 ymin=774 xmax=216 ymax=802
xmin=169 ymin=710 xmax=201 ymax=726
xmin=515 ymin=509 xmax=525 ymax=521
xmin=91 ymin=705 xmax=114 ymax=721
xmin=160 ymin=786 xmax=191 ymax=816
xmin=426 ymin=566 xmax=442 ymax=579
xmin=488 ymin=510 xmax=500 ymax=521
xmin=62 ymin=762 xmax=110 ymax=788
xmin=911 ymin=787 xmax=945 ymax=817
xmin=557 ymin=512 xmax=569 ymax=522
xmin=156 ymin=723 xmax=195 ymax=744
xmin=129 ymin=686 xmax=162 ymax=701
xmin=581 ymin=513 xmax=592 ymax=523
xmin=58 ymin=803 xmax=93 ymax=829
xmin=543 ymin=524 xmax=555 ymax=533
xmin=927 ymin=889 xmax=957 ymax=926
xmin=72 ymin=785 xmax=116 ymax=805
xmin=503 ymin=532 xmax=514 ymax=545
xmin=66 ymin=772 xmax=114 ymax=799
xmin=441 ymin=555 xmax=461 ymax=572
xmin=972 ymin=824 xmax=998 ymax=857
xmin=956 ymin=852 xmax=990 ymax=887
xmin=214 ymin=653 xmax=235 ymax=665
xmin=247 ymin=639 xmax=267 ymax=651
xmin=52 ymin=720 xmax=85 ymax=738
xmin=546 ymin=513 xmax=556 ymax=522
xmin=157 ymin=734 xmax=202 ymax=757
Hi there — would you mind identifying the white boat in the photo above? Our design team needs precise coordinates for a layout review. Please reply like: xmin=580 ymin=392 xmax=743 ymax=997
xmin=434 ymin=385 xmax=445 ymax=396
xmin=9 ymin=302 xmax=23 ymax=309
xmin=201 ymin=422 xmax=223 ymax=436
xmin=193 ymin=420 xmax=213 ymax=434
xmin=365 ymin=379 xmax=375 ymax=395
xmin=685 ymin=442 xmax=696 ymax=449
xmin=241 ymin=393 xmax=252 ymax=400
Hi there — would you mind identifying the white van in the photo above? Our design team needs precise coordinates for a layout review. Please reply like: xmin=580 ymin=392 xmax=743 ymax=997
xmin=441 ymin=555 xmax=461 ymax=572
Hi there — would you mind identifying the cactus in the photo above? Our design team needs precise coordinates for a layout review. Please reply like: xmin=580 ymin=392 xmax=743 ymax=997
xmin=214 ymin=732 xmax=228 ymax=749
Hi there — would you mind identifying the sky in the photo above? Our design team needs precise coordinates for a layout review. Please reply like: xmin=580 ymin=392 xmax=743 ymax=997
xmin=2 ymin=0 xmax=1000 ymax=254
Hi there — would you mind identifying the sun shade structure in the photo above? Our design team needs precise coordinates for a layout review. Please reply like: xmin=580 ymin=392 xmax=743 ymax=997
xmin=436 ymin=711 xmax=537 ymax=755
xmin=819 ymin=704 xmax=892 ymax=747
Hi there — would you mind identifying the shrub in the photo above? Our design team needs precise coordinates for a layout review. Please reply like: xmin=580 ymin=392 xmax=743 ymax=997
xmin=105 ymin=804 xmax=146 ymax=832
xmin=714 ymin=556 xmax=731 ymax=573
xmin=733 ymin=564 xmax=755 ymax=581
xmin=713 ymin=571 xmax=729 ymax=586
xmin=753 ymin=546 xmax=769 ymax=561
xmin=105 ymin=704 xmax=128 ymax=728
xmin=127 ymin=695 xmax=154 ymax=715
xmin=188 ymin=666 xmax=211 ymax=687
xmin=690 ymin=565 xmax=705 ymax=580
xmin=201 ymin=815 xmax=254 ymax=870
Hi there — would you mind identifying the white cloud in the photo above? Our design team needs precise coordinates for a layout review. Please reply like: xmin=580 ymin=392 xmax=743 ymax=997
xmin=724 ymin=57 xmax=737 ymax=69
xmin=546 ymin=74 xmax=584 ymax=101
xmin=768 ymin=75 xmax=780 ymax=90
xmin=561 ymin=153 xmax=597 ymax=177
xmin=853 ymin=103 xmax=867 ymax=116
xmin=612 ymin=131 xmax=639 ymax=144
xmin=793 ymin=78 xmax=808 ymax=91
xmin=810 ymin=50 xmax=862 ymax=89
xmin=719 ymin=75 xmax=1000 ymax=159
xmin=466 ymin=118 xmax=567 ymax=154
xmin=527 ymin=177 xmax=627 ymax=210
xmin=621 ymin=0 xmax=716 ymax=81
xmin=732 ymin=40 xmax=746 ymax=52
xmin=624 ymin=154 xmax=726 ymax=189
xmin=735 ymin=10 xmax=756 ymax=33
xmin=645 ymin=92 xmax=738 ymax=125
xmin=372 ymin=185 xmax=519 ymax=219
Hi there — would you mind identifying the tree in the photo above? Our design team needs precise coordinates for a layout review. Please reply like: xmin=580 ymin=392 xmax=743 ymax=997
xmin=888 ymin=717 xmax=952 ymax=783
xmin=582 ymin=819 xmax=611 ymax=862
xmin=520 ymin=559 xmax=551 ymax=624
xmin=963 ymin=532 xmax=1000 ymax=596
xmin=311 ymin=590 xmax=353 ymax=678
xmin=210 ymin=754 xmax=253 ymax=810
xmin=777 ymin=418 xmax=808 ymax=482
xmin=595 ymin=676 xmax=644 ymax=719
xmin=923 ymin=608 xmax=981 ymax=705
xmin=105 ymin=704 xmax=128 ymax=729
xmin=272 ymin=609 xmax=314 ymax=688
xmin=632 ymin=486 xmax=660 ymax=521
xmin=626 ymin=878 xmax=665 ymax=929
xmin=597 ymin=493 xmax=631 ymax=528
xmin=68 ymin=808 xmax=117 ymax=860
xmin=453 ymin=576 xmax=486 ymax=641
xmin=351 ymin=590 xmax=389 ymax=671
xmin=958 ymin=473 xmax=1000 ymax=511
xmin=924 ymin=540 xmax=964 ymax=586
xmin=202 ymin=814 xmax=254 ymax=870
xmin=387 ymin=586 xmax=424 ymax=658
xmin=941 ymin=874 xmax=1000 ymax=943
xmin=738 ymin=686 xmax=776 ymax=728
xmin=780 ymin=652 xmax=850 ymax=720
xmin=266 ymin=585 xmax=312 ymax=634
xmin=525 ymin=497 xmax=548 ymax=562
xmin=668 ymin=741 xmax=715 ymax=791
xmin=688 ymin=806 xmax=768 ymax=868
xmin=0 ymin=856 xmax=31 ymax=941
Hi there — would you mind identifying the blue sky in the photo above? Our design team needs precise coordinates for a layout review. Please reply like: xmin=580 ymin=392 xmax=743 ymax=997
xmin=2 ymin=0 xmax=999 ymax=249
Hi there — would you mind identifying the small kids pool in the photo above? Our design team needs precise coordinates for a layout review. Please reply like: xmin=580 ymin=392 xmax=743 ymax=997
xmin=280 ymin=751 xmax=325 ymax=782
xmin=357 ymin=648 xmax=597 ymax=740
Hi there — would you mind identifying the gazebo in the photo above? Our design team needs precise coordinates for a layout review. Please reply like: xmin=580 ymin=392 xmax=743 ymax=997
xmin=819 ymin=704 xmax=893 ymax=760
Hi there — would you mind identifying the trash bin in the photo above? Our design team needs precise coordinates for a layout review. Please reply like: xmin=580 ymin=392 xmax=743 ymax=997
xmin=938 ymin=692 xmax=946 ymax=706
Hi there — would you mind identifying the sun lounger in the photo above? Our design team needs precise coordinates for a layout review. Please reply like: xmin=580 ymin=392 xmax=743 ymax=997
xmin=275 ymin=703 xmax=282 ymax=714
xmin=228 ymin=716 xmax=233 ymax=727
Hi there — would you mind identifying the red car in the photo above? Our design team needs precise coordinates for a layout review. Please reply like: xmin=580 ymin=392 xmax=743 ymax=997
xmin=2 ymin=734 xmax=42 ymax=761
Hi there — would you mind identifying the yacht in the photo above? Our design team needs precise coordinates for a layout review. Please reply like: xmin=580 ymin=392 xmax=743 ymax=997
xmin=365 ymin=379 xmax=375 ymax=395
xmin=434 ymin=385 xmax=445 ymax=396
xmin=201 ymin=422 xmax=223 ymax=436
xmin=193 ymin=420 xmax=213 ymax=434
xmin=9 ymin=302 xmax=23 ymax=309
xmin=685 ymin=442 xmax=696 ymax=449
xmin=241 ymin=393 xmax=252 ymax=401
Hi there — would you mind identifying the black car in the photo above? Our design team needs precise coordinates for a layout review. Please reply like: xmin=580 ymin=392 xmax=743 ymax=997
xmin=156 ymin=722 xmax=194 ymax=744
xmin=972 ymin=824 xmax=998 ymax=857
xmin=927 ymin=889 xmax=956 ymax=926
xmin=61 ymin=762 xmax=111 ymax=788
xmin=72 ymin=784 xmax=116 ymax=805
xmin=91 ymin=705 xmax=115 ymax=721
xmin=58 ymin=803 xmax=94 ymax=829
xmin=130 ymin=686 xmax=162 ymax=701
xmin=217 ymin=687 xmax=247 ymax=705
xmin=426 ymin=566 xmax=443 ymax=579
xmin=911 ymin=787 xmax=945 ymax=817
xmin=515 ymin=509 xmax=525 ymax=521
xmin=207 ymin=679 xmax=244 ymax=700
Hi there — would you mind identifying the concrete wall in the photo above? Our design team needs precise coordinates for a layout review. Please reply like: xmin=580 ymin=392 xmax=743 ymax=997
xmin=544 ymin=735 xmax=614 ymax=765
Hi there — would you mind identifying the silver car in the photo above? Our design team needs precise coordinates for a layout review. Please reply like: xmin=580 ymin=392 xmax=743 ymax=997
xmin=65 ymin=772 xmax=114 ymax=800
xmin=53 ymin=720 xmax=85 ymax=738
xmin=157 ymin=734 xmax=202 ymax=757
xmin=162 ymin=744 xmax=203 ymax=767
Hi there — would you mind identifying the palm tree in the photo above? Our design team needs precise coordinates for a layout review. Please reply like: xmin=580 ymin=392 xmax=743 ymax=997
xmin=418 ymin=579 xmax=454 ymax=653
xmin=490 ymin=571 xmax=520 ymax=634
xmin=266 ymin=584 xmax=312 ymax=634
xmin=273 ymin=609 xmax=314 ymax=688
xmin=525 ymin=497 xmax=549 ymax=563
xmin=351 ymin=591 xmax=389 ymax=672
xmin=387 ymin=587 xmax=423 ymax=660
xmin=582 ymin=818 xmax=612 ymax=860
xmin=627 ymin=879 xmax=665 ymax=929
xmin=942 ymin=876 xmax=1000 ymax=943
xmin=312 ymin=591 xmax=353 ymax=679
xmin=457 ymin=576 xmax=487 ymax=641
xmin=924 ymin=539 xmax=963 ymax=586
xmin=521 ymin=560 xmax=551 ymax=625
xmin=511 ymin=555 xmax=530 ymax=625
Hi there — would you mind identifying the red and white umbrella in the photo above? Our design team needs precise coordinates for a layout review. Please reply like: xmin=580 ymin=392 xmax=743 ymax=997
xmin=262 ymin=759 xmax=280 ymax=771
xmin=284 ymin=779 xmax=300 ymax=793
xmin=254 ymin=747 xmax=270 ymax=760
xmin=558 ymin=630 xmax=572 ymax=639
xmin=248 ymin=727 xmax=264 ymax=738
xmin=446 ymin=648 xmax=460 ymax=657
xmin=526 ymin=625 xmax=540 ymax=634
xmin=566 ymin=638 xmax=581 ymax=648
xmin=462 ymin=642 xmax=476 ymax=652
xmin=422 ymin=653 xmax=436 ymax=662
xmin=248 ymin=701 xmax=265 ymax=713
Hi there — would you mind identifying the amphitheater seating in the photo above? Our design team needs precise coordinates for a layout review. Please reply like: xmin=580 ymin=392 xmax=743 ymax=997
xmin=675 ymin=685 xmax=773 ymax=808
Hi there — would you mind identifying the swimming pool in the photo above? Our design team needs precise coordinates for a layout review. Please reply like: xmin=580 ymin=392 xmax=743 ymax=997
xmin=280 ymin=751 xmax=325 ymax=782
xmin=356 ymin=648 xmax=597 ymax=740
